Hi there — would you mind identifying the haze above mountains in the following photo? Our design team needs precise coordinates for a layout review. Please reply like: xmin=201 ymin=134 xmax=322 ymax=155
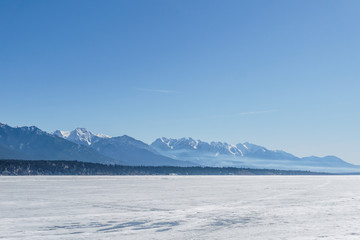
xmin=0 ymin=123 xmax=358 ymax=173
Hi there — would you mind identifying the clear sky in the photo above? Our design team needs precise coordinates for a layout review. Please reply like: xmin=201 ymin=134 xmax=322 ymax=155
xmin=1 ymin=0 xmax=359 ymax=163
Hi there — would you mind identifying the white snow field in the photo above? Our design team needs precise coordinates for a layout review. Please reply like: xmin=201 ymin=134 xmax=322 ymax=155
xmin=1 ymin=176 xmax=360 ymax=240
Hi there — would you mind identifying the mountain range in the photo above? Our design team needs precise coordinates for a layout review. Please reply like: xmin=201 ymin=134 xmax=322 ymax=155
xmin=151 ymin=137 xmax=356 ymax=172
xmin=0 ymin=123 xmax=358 ymax=173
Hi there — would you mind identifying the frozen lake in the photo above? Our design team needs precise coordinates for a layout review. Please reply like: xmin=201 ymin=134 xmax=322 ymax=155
xmin=1 ymin=176 xmax=360 ymax=239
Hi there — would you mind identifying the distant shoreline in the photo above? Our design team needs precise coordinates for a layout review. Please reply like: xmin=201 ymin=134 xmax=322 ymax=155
xmin=0 ymin=159 xmax=345 ymax=176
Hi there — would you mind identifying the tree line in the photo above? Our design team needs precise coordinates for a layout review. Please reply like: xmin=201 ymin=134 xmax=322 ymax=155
xmin=0 ymin=159 xmax=333 ymax=176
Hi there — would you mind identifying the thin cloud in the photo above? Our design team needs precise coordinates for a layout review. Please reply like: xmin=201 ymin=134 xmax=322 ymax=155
xmin=135 ymin=88 xmax=173 ymax=93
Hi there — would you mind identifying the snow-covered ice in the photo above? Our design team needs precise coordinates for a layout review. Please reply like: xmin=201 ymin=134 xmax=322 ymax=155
xmin=1 ymin=176 xmax=360 ymax=239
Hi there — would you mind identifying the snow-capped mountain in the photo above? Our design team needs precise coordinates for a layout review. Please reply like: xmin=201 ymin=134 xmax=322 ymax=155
xmin=53 ymin=128 xmax=196 ymax=166
xmin=151 ymin=137 xmax=357 ymax=172
xmin=152 ymin=137 xmax=242 ymax=155
xmin=53 ymin=128 xmax=111 ymax=146
xmin=53 ymin=130 xmax=71 ymax=139
xmin=151 ymin=137 xmax=298 ymax=160
xmin=0 ymin=123 xmax=116 ymax=164
xmin=90 ymin=135 xmax=195 ymax=166
xmin=1 ymin=122 xmax=358 ymax=172
xmin=0 ymin=124 xmax=196 ymax=167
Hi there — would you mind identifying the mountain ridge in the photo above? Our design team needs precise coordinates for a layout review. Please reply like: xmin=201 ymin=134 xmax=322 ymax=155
xmin=53 ymin=128 xmax=196 ymax=166
xmin=151 ymin=137 xmax=300 ymax=160
xmin=150 ymin=137 xmax=357 ymax=172
xmin=0 ymin=123 xmax=117 ymax=164
xmin=1 ymin=123 xmax=357 ymax=172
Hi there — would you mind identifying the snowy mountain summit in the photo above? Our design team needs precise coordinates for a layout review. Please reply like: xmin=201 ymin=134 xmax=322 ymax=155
xmin=151 ymin=137 xmax=297 ymax=160
xmin=150 ymin=137 xmax=355 ymax=171
xmin=52 ymin=128 xmax=194 ymax=166
xmin=53 ymin=128 xmax=111 ymax=146
xmin=1 ymin=122 xmax=357 ymax=172
xmin=152 ymin=137 xmax=242 ymax=155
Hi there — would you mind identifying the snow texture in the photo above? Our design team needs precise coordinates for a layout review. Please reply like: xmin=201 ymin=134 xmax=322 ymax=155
xmin=1 ymin=176 xmax=360 ymax=239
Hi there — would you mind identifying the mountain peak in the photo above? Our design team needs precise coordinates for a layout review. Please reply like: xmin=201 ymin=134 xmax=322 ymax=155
xmin=53 ymin=130 xmax=71 ymax=138
xmin=74 ymin=127 xmax=89 ymax=133
xmin=18 ymin=126 xmax=45 ymax=135
xmin=53 ymin=128 xmax=112 ymax=145
xmin=95 ymin=133 xmax=112 ymax=138
xmin=121 ymin=134 xmax=133 ymax=139
xmin=73 ymin=128 xmax=111 ymax=138
xmin=68 ymin=128 xmax=94 ymax=145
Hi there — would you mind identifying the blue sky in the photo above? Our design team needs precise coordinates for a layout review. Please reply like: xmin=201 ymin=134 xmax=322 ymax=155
xmin=1 ymin=0 xmax=360 ymax=163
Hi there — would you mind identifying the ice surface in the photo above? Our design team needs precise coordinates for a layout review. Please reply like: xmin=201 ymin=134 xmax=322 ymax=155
xmin=1 ymin=176 xmax=360 ymax=239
